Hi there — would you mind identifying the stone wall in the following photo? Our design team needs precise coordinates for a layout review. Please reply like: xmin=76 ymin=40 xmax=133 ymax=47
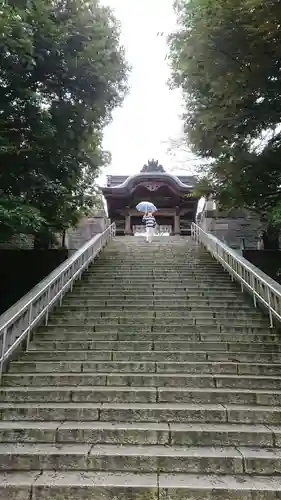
xmin=65 ymin=213 xmax=110 ymax=251
xmin=198 ymin=201 xmax=263 ymax=251
xmin=0 ymin=234 xmax=35 ymax=249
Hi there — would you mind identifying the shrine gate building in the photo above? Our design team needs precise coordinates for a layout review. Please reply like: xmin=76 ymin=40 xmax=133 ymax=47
xmin=101 ymin=170 xmax=199 ymax=236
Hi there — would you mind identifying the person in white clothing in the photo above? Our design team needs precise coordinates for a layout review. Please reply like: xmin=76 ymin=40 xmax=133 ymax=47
xmin=142 ymin=211 xmax=156 ymax=243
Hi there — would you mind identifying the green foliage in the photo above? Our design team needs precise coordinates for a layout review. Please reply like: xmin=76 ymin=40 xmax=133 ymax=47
xmin=0 ymin=197 xmax=44 ymax=241
xmin=141 ymin=159 xmax=165 ymax=173
xmin=0 ymin=0 xmax=129 ymax=242
xmin=169 ymin=0 xmax=281 ymax=222
xmin=192 ymin=177 xmax=213 ymax=200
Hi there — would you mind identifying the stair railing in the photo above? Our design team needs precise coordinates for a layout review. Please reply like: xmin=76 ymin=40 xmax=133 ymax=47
xmin=0 ymin=223 xmax=116 ymax=379
xmin=191 ymin=222 xmax=281 ymax=327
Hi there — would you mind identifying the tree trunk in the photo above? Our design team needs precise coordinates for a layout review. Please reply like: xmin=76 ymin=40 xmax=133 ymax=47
xmin=33 ymin=232 xmax=52 ymax=249
xmin=262 ymin=226 xmax=280 ymax=250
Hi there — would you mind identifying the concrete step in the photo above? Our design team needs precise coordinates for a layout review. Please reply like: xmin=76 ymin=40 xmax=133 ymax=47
xmin=2 ymin=471 xmax=280 ymax=500
xmin=86 ymin=276 xmax=229 ymax=282
xmin=54 ymin=309 xmax=263 ymax=320
xmin=34 ymin=330 xmax=277 ymax=342
xmin=77 ymin=272 xmax=233 ymax=278
xmin=84 ymin=265 xmax=231 ymax=271
xmin=158 ymin=473 xmax=281 ymax=499
xmin=1 ymin=443 xmax=281 ymax=474
xmin=2 ymin=385 xmax=281 ymax=405
xmin=83 ymin=273 xmax=229 ymax=279
xmin=59 ymin=303 xmax=256 ymax=312
xmin=75 ymin=284 xmax=241 ymax=291
xmin=1 ymin=402 xmax=281 ymax=424
xmin=21 ymin=342 xmax=281 ymax=358
xmin=63 ymin=294 xmax=252 ymax=303
xmin=0 ymin=386 xmax=157 ymax=403
xmin=74 ymin=281 xmax=239 ymax=288
xmin=29 ymin=340 xmax=158 ymax=350
xmin=28 ymin=335 xmax=280 ymax=350
xmin=69 ymin=290 xmax=245 ymax=297
xmin=67 ymin=293 xmax=247 ymax=302
xmin=0 ymin=421 xmax=169 ymax=445
xmin=76 ymin=279 xmax=235 ymax=286
xmin=13 ymin=353 xmax=281 ymax=369
xmin=2 ymin=384 xmax=281 ymax=405
xmin=0 ymin=421 xmax=278 ymax=447
xmin=61 ymin=299 xmax=253 ymax=308
xmin=81 ymin=278 xmax=232 ymax=285
xmin=47 ymin=318 xmax=269 ymax=328
xmin=53 ymin=308 xmax=264 ymax=318
xmin=5 ymin=364 xmax=281 ymax=386
xmin=14 ymin=351 xmax=281 ymax=372
xmin=86 ymin=262 xmax=223 ymax=266
xmin=88 ymin=263 xmax=225 ymax=267
xmin=91 ymin=263 xmax=224 ymax=266
xmin=37 ymin=323 xmax=277 ymax=335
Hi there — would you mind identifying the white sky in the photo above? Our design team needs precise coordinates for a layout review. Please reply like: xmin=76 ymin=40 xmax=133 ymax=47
xmin=99 ymin=0 xmax=194 ymax=185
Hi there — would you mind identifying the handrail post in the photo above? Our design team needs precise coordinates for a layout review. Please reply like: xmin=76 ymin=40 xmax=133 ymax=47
xmin=26 ymin=303 xmax=33 ymax=350
xmin=45 ymin=287 xmax=51 ymax=326
xmin=252 ymin=274 xmax=257 ymax=308
xmin=0 ymin=327 xmax=7 ymax=382
xmin=267 ymin=287 xmax=273 ymax=328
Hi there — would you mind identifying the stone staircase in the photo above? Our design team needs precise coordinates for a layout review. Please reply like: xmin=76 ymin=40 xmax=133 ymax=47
xmin=1 ymin=236 xmax=281 ymax=499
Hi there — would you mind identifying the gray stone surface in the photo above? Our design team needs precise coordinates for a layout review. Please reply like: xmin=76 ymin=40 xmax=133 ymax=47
xmin=198 ymin=205 xmax=263 ymax=250
xmin=1 ymin=236 xmax=281 ymax=497
xmin=159 ymin=473 xmax=281 ymax=499
xmin=66 ymin=215 xmax=109 ymax=251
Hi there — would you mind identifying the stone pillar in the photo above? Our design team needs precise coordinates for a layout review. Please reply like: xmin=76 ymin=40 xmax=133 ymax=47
xmin=124 ymin=214 xmax=131 ymax=235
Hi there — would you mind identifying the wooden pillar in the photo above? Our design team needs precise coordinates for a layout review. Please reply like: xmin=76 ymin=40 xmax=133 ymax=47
xmin=174 ymin=207 xmax=180 ymax=235
xmin=124 ymin=213 xmax=132 ymax=235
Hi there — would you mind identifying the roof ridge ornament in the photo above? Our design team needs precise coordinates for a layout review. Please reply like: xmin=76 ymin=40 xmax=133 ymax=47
xmin=140 ymin=159 xmax=165 ymax=173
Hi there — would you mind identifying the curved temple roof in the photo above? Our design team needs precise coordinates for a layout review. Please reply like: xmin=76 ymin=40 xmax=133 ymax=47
xmin=101 ymin=172 xmax=198 ymax=196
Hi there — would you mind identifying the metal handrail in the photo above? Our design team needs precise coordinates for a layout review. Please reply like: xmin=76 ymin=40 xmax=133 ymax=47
xmin=0 ymin=223 xmax=116 ymax=378
xmin=191 ymin=222 xmax=281 ymax=327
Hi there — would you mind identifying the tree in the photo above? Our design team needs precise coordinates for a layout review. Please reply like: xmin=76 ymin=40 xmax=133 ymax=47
xmin=141 ymin=159 xmax=165 ymax=173
xmin=0 ymin=0 xmax=129 ymax=245
xmin=168 ymin=0 xmax=281 ymax=222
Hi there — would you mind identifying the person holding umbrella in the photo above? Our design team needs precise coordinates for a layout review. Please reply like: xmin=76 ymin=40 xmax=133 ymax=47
xmin=142 ymin=210 xmax=156 ymax=243
xmin=136 ymin=201 xmax=157 ymax=243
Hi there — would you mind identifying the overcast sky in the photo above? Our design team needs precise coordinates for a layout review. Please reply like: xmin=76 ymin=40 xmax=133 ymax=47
xmin=99 ymin=0 xmax=193 ymax=185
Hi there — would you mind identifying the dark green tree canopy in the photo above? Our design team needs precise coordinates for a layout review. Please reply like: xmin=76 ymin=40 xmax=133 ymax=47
xmin=141 ymin=159 xmax=165 ymax=173
xmin=0 ymin=0 xmax=129 ymax=243
xmin=168 ymin=0 xmax=281 ymax=222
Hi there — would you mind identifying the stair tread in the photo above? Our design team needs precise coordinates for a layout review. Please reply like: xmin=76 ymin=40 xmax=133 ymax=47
xmin=11 ymin=362 xmax=281 ymax=368
xmin=1 ymin=442 xmax=281 ymax=457
xmin=0 ymin=470 xmax=157 ymax=487
xmin=0 ymin=421 xmax=277 ymax=433
xmin=24 ymin=344 xmax=281 ymax=350
xmin=0 ymin=402 xmax=279 ymax=410
xmin=15 ymin=349 xmax=281 ymax=357
xmin=3 ymin=384 xmax=281 ymax=392
xmin=1 ymin=471 xmax=281 ymax=491
xmin=159 ymin=473 xmax=281 ymax=490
